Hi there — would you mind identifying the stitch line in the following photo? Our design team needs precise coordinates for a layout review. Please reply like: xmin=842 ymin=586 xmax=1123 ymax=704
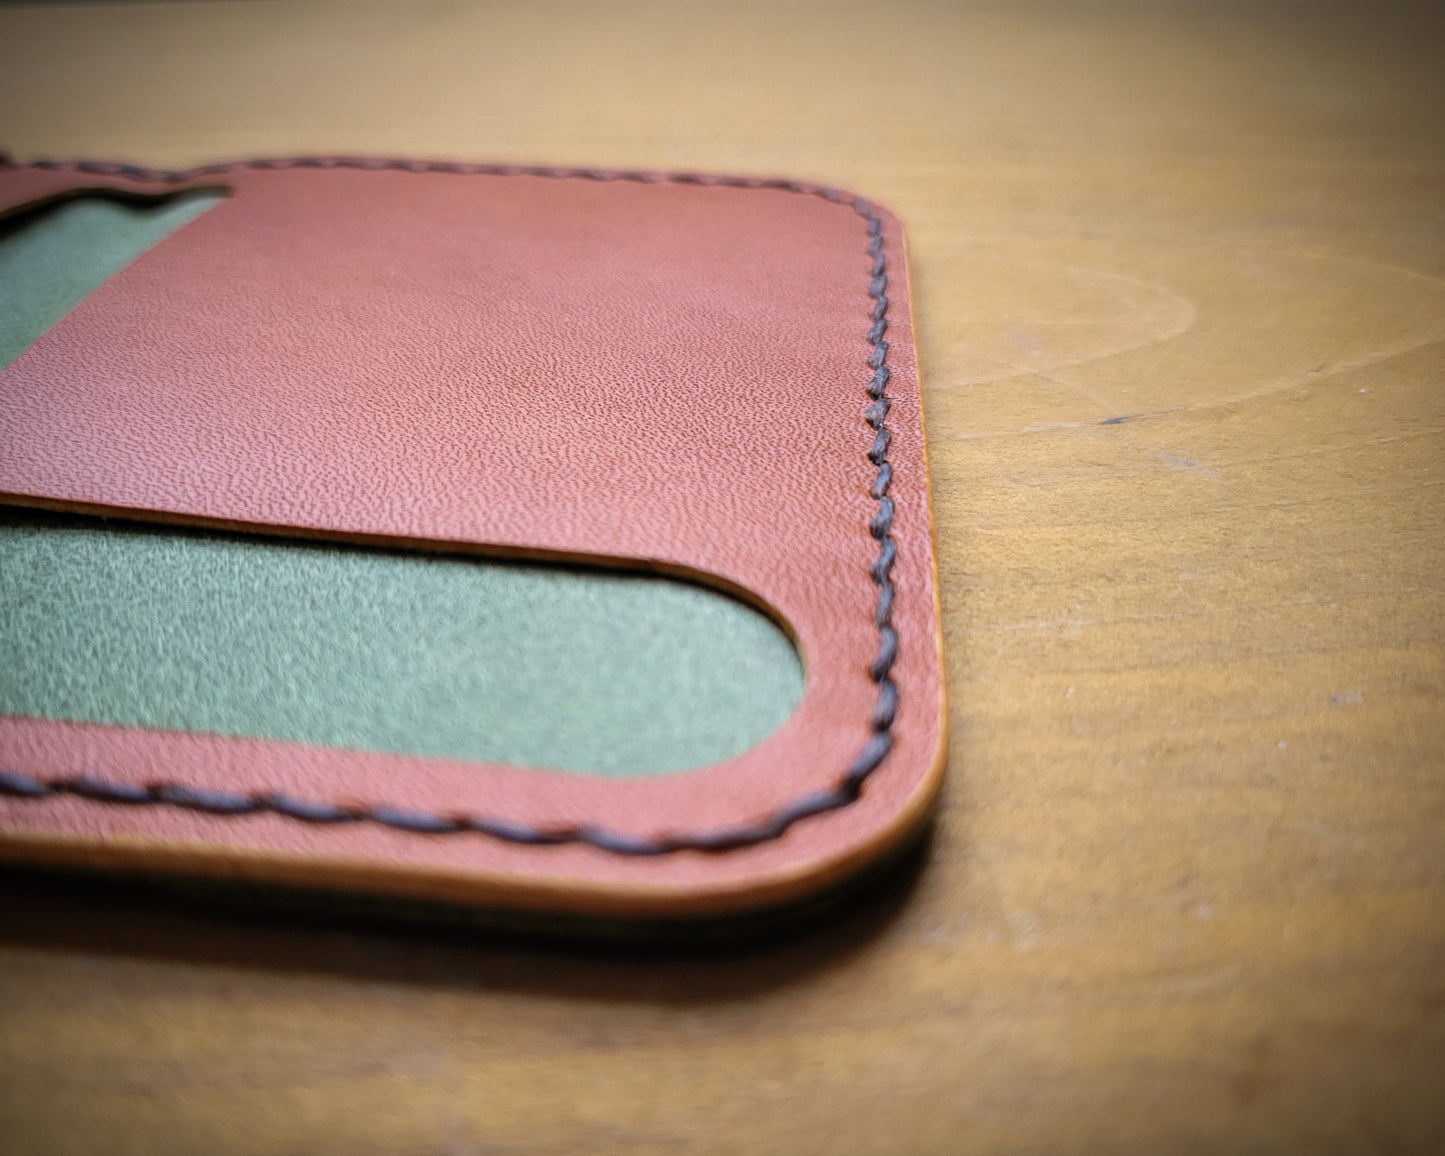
xmin=0 ymin=154 xmax=901 ymax=857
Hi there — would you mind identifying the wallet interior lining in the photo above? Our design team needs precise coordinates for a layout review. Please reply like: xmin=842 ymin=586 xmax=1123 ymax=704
xmin=0 ymin=504 xmax=803 ymax=777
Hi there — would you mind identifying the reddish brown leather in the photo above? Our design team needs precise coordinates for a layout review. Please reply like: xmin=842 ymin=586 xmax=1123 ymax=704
xmin=0 ymin=160 xmax=943 ymax=917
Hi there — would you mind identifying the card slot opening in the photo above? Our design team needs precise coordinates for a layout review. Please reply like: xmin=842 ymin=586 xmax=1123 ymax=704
xmin=0 ymin=505 xmax=805 ymax=778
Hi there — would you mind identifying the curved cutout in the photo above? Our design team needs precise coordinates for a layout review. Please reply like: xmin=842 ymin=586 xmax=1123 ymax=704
xmin=0 ymin=186 xmax=227 ymax=370
xmin=0 ymin=506 xmax=804 ymax=777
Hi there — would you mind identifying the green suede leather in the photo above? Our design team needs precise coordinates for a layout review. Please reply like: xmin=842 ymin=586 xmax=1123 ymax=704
xmin=0 ymin=509 xmax=802 ymax=776
xmin=0 ymin=197 xmax=803 ymax=776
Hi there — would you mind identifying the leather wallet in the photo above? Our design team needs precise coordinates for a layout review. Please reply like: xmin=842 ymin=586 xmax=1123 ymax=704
xmin=0 ymin=156 xmax=945 ymax=926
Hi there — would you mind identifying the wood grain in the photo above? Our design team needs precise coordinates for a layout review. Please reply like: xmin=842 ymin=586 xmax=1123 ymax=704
xmin=1 ymin=1 xmax=1441 ymax=1152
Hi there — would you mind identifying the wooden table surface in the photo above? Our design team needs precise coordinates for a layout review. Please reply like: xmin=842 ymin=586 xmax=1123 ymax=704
xmin=1 ymin=1 xmax=1441 ymax=1152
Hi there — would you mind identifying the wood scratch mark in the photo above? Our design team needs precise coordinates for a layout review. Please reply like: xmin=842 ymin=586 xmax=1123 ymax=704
xmin=945 ymin=336 xmax=1445 ymax=443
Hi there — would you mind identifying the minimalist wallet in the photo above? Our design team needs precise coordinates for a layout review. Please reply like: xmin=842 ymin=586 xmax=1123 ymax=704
xmin=0 ymin=156 xmax=945 ymax=927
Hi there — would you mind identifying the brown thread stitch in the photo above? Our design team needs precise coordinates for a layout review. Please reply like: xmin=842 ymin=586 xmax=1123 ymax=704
xmin=0 ymin=155 xmax=901 ymax=856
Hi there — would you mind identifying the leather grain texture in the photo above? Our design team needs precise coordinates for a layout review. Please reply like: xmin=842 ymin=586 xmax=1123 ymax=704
xmin=0 ymin=158 xmax=945 ymax=918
